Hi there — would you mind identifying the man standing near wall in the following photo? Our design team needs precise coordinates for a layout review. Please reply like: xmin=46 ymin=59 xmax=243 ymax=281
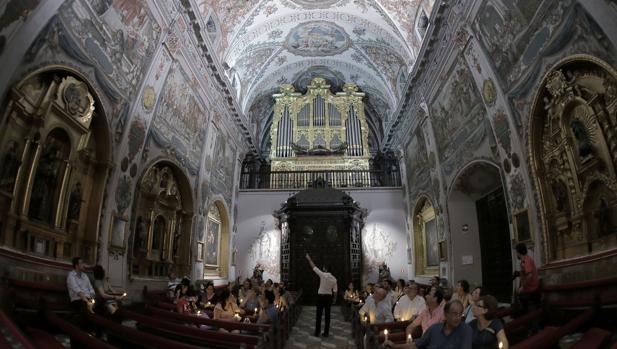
xmin=306 ymin=253 xmax=338 ymax=337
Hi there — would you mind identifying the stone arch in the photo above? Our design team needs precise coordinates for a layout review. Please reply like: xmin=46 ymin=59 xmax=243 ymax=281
xmin=446 ymin=160 xmax=513 ymax=302
xmin=129 ymin=159 xmax=194 ymax=278
xmin=528 ymin=55 xmax=617 ymax=261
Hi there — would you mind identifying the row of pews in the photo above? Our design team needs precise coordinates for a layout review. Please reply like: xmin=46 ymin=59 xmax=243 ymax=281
xmin=0 ymin=278 xmax=303 ymax=348
xmin=345 ymin=277 xmax=617 ymax=349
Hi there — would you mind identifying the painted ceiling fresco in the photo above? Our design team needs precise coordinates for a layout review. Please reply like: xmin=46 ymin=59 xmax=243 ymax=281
xmin=196 ymin=0 xmax=435 ymax=147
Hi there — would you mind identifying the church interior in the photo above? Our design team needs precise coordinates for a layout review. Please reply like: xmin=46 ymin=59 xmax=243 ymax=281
xmin=0 ymin=0 xmax=616 ymax=348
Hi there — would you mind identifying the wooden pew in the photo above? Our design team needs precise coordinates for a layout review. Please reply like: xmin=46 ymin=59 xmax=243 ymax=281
xmin=0 ymin=310 xmax=37 ymax=349
xmin=118 ymin=308 xmax=265 ymax=349
xmin=84 ymin=311 xmax=200 ymax=349
xmin=511 ymin=308 xmax=594 ymax=349
xmin=570 ymin=327 xmax=612 ymax=349
xmin=44 ymin=310 xmax=115 ymax=349
xmin=7 ymin=278 xmax=70 ymax=313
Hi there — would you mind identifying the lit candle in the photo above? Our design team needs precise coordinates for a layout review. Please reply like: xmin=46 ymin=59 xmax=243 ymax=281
xmin=240 ymin=298 xmax=244 ymax=303
xmin=122 ymin=292 xmax=127 ymax=297
xmin=364 ymin=314 xmax=368 ymax=323
xmin=407 ymin=334 xmax=412 ymax=342
xmin=207 ymin=301 xmax=211 ymax=306
xmin=499 ymin=342 xmax=503 ymax=349
xmin=255 ymin=307 xmax=258 ymax=314
xmin=90 ymin=299 xmax=96 ymax=304
xmin=384 ymin=329 xmax=388 ymax=342
xmin=197 ymin=310 xmax=201 ymax=315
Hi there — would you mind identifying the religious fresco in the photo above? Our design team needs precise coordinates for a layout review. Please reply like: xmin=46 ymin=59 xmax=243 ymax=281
xmin=245 ymin=220 xmax=281 ymax=281
xmin=361 ymin=42 xmax=407 ymax=88
xmin=405 ymin=130 xmax=431 ymax=199
xmin=234 ymin=47 xmax=275 ymax=89
xmin=285 ymin=21 xmax=351 ymax=57
xmin=204 ymin=124 xmax=237 ymax=207
xmin=150 ymin=64 xmax=206 ymax=175
xmin=430 ymin=61 xmax=486 ymax=163
xmin=362 ymin=223 xmax=397 ymax=278
xmin=57 ymin=0 xmax=160 ymax=98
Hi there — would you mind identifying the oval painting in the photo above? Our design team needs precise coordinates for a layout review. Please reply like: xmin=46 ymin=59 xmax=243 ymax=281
xmin=285 ymin=21 xmax=350 ymax=57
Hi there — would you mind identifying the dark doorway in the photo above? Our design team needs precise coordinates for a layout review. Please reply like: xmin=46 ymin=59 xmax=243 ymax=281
xmin=476 ymin=188 xmax=513 ymax=302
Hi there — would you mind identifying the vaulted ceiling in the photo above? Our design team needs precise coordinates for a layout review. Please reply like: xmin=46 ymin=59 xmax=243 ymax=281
xmin=197 ymin=0 xmax=434 ymax=154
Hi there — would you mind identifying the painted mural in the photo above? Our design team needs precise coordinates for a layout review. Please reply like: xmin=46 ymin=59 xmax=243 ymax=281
xmin=204 ymin=123 xmax=236 ymax=206
xmin=362 ymin=223 xmax=398 ymax=282
xmin=430 ymin=60 xmax=486 ymax=162
xmin=245 ymin=220 xmax=281 ymax=281
xmin=361 ymin=42 xmax=406 ymax=89
xmin=58 ymin=0 xmax=160 ymax=97
xmin=285 ymin=21 xmax=351 ymax=57
xmin=0 ymin=0 xmax=42 ymax=54
xmin=150 ymin=64 xmax=206 ymax=175
xmin=405 ymin=129 xmax=430 ymax=199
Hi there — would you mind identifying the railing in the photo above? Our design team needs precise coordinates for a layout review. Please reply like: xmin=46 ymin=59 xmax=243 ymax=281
xmin=240 ymin=169 xmax=401 ymax=189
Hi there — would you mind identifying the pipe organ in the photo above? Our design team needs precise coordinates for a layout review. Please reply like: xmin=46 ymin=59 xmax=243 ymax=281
xmin=270 ymin=77 xmax=370 ymax=173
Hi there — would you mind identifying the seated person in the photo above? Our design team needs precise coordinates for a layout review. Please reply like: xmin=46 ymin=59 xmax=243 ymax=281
xmin=394 ymin=282 xmax=427 ymax=322
xmin=238 ymin=278 xmax=251 ymax=305
xmin=465 ymin=286 xmax=483 ymax=323
xmin=242 ymin=288 xmax=261 ymax=314
xmin=176 ymin=279 xmax=198 ymax=315
xmin=92 ymin=265 xmax=125 ymax=315
xmin=344 ymin=281 xmax=359 ymax=301
xmin=358 ymin=287 xmax=394 ymax=324
xmin=198 ymin=281 xmax=218 ymax=309
xmin=167 ymin=271 xmax=180 ymax=301
xmin=385 ymin=300 xmax=472 ymax=349
xmin=405 ymin=287 xmax=444 ymax=337
xmin=452 ymin=280 xmax=473 ymax=310
xmin=470 ymin=295 xmax=508 ymax=349
xmin=214 ymin=289 xmax=241 ymax=321
xmin=67 ymin=256 xmax=95 ymax=314
xmin=257 ymin=290 xmax=278 ymax=324
xmin=273 ymin=283 xmax=288 ymax=309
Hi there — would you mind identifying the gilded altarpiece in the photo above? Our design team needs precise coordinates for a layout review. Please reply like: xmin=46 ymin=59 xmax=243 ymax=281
xmin=130 ymin=164 xmax=191 ymax=278
xmin=0 ymin=72 xmax=109 ymax=264
xmin=530 ymin=58 xmax=617 ymax=260
xmin=270 ymin=77 xmax=370 ymax=183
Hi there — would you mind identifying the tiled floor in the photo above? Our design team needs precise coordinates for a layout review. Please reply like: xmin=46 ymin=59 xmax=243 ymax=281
xmin=285 ymin=306 xmax=356 ymax=349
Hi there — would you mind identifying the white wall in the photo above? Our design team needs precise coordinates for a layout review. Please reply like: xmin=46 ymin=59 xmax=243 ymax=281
xmin=447 ymin=189 xmax=483 ymax=286
xmin=235 ymin=188 xmax=408 ymax=284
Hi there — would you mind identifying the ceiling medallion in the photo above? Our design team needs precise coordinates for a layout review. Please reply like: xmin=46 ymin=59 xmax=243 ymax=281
xmin=285 ymin=21 xmax=351 ymax=57
xmin=289 ymin=0 xmax=340 ymax=9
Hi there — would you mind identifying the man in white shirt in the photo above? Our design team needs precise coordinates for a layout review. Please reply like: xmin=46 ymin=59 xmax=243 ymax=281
xmin=359 ymin=287 xmax=394 ymax=324
xmin=393 ymin=282 xmax=427 ymax=321
xmin=306 ymin=253 xmax=337 ymax=337
xmin=382 ymin=279 xmax=396 ymax=310
xmin=67 ymin=256 xmax=95 ymax=313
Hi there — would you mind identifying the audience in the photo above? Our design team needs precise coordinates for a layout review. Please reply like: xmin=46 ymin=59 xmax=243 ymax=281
xmin=393 ymin=282 xmax=426 ymax=322
xmin=92 ymin=265 xmax=125 ymax=315
xmin=67 ymin=256 xmax=95 ymax=314
xmin=167 ymin=271 xmax=180 ymax=301
xmin=238 ymin=278 xmax=251 ymax=304
xmin=273 ymin=283 xmax=288 ymax=309
xmin=214 ymin=288 xmax=241 ymax=321
xmin=382 ymin=279 xmax=396 ymax=310
xmin=470 ymin=295 xmax=509 ymax=349
xmin=452 ymin=280 xmax=472 ymax=309
xmin=359 ymin=287 xmax=394 ymax=324
xmin=200 ymin=281 xmax=218 ymax=309
xmin=394 ymin=279 xmax=406 ymax=300
xmin=344 ymin=281 xmax=359 ymax=301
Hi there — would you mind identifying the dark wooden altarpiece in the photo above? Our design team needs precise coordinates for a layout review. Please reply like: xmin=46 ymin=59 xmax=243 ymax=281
xmin=275 ymin=183 xmax=365 ymax=305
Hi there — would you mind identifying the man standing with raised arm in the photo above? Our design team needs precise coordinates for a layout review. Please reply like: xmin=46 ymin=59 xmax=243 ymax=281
xmin=306 ymin=253 xmax=338 ymax=337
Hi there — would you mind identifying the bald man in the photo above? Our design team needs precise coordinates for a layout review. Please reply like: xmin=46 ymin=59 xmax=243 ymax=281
xmin=359 ymin=287 xmax=394 ymax=324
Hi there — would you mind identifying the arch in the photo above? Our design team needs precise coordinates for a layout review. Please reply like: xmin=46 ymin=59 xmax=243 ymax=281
xmin=527 ymin=55 xmax=617 ymax=261
xmin=129 ymin=159 xmax=194 ymax=278
xmin=411 ymin=194 xmax=439 ymax=277
xmin=446 ymin=160 xmax=513 ymax=302
xmin=0 ymin=66 xmax=111 ymax=264
xmin=202 ymin=197 xmax=231 ymax=279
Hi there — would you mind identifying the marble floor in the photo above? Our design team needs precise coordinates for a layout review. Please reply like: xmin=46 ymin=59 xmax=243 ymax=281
xmin=285 ymin=306 xmax=356 ymax=349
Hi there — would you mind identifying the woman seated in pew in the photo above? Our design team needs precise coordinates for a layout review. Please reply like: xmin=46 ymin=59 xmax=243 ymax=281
xmin=214 ymin=289 xmax=242 ymax=322
xmin=362 ymin=282 xmax=375 ymax=300
xmin=242 ymin=288 xmax=261 ymax=314
xmin=469 ymin=295 xmax=508 ymax=349
xmin=93 ymin=265 xmax=126 ymax=315
xmin=464 ymin=286 xmax=483 ymax=323
xmin=452 ymin=280 xmax=473 ymax=310
xmin=238 ymin=278 xmax=251 ymax=305
xmin=273 ymin=283 xmax=288 ymax=310
xmin=198 ymin=281 xmax=218 ymax=310
xmin=176 ymin=279 xmax=199 ymax=315
xmin=344 ymin=281 xmax=359 ymax=302
xmin=395 ymin=279 xmax=406 ymax=301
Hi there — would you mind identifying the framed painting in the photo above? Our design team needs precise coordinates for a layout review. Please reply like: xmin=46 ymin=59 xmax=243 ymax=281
xmin=513 ymin=209 xmax=532 ymax=243
xmin=424 ymin=218 xmax=439 ymax=267
xmin=108 ymin=212 xmax=128 ymax=250
xmin=205 ymin=217 xmax=220 ymax=267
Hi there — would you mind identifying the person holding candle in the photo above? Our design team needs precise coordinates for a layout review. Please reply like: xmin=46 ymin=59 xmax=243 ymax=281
xmin=469 ymin=295 xmax=508 ymax=349
xmin=257 ymin=289 xmax=278 ymax=324
xmin=405 ymin=287 xmax=444 ymax=338
xmin=306 ymin=253 xmax=338 ymax=337
xmin=358 ymin=287 xmax=394 ymax=324
xmin=394 ymin=282 xmax=426 ymax=322
xmin=92 ymin=265 xmax=126 ymax=315
xmin=214 ymin=288 xmax=241 ymax=321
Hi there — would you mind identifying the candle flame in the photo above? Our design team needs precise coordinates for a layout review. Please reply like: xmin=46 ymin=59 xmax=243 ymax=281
xmin=384 ymin=329 xmax=388 ymax=335
xmin=499 ymin=342 xmax=503 ymax=349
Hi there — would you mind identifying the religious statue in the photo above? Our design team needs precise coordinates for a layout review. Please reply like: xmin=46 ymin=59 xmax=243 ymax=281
xmin=29 ymin=145 xmax=63 ymax=223
xmin=134 ymin=216 xmax=148 ymax=254
xmin=0 ymin=141 xmax=20 ymax=193
xmin=252 ymin=263 xmax=264 ymax=283
xmin=570 ymin=119 xmax=593 ymax=158
xmin=378 ymin=262 xmax=392 ymax=282
xmin=67 ymin=182 xmax=82 ymax=221
xmin=172 ymin=215 xmax=182 ymax=260
xmin=551 ymin=180 xmax=569 ymax=213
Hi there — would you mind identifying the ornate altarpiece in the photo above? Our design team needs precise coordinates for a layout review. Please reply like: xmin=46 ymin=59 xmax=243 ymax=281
xmin=270 ymin=77 xmax=370 ymax=175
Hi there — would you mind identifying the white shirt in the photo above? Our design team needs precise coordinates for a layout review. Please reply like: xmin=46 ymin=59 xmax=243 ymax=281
xmin=393 ymin=294 xmax=427 ymax=321
xmin=359 ymin=297 xmax=394 ymax=324
xmin=383 ymin=290 xmax=396 ymax=310
xmin=313 ymin=267 xmax=337 ymax=295
xmin=67 ymin=270 xmax=95 ymax=302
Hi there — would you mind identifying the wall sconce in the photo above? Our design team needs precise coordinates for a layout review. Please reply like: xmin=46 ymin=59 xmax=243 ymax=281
xmin=462 ymin=224 xmax=469 ymax=232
